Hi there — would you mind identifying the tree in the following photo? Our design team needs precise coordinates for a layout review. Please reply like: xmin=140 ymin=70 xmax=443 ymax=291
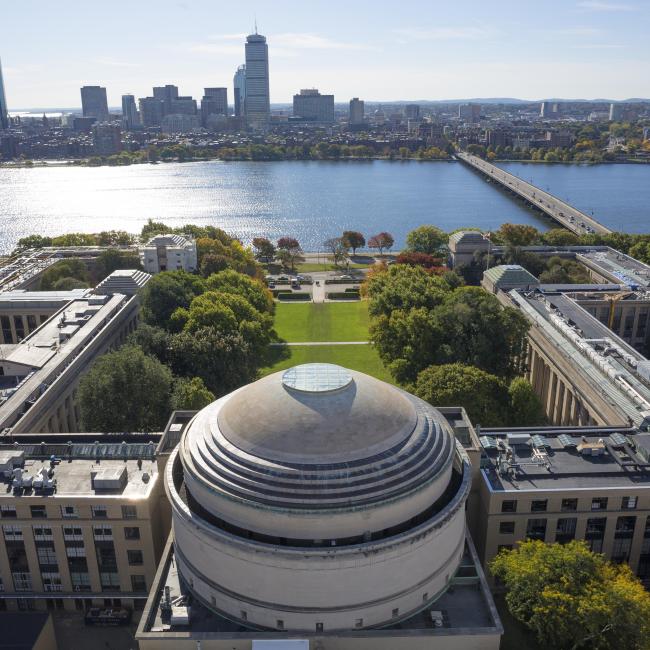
xmin=542 ymin=228 xmax=580 ymax=246
xmin=39 ymin=259 xmax=90 ymax=290
xmin=395 ymin=252 xmax=444 ymax=269
xmin=141 ymin=219 xmax=173 ymax=241
xmin=95 ymin=248 xmax=142 ymax=280
xmin=490 ymin=540 xmax=650 ymax=650
xmin=495 ymin=223 xmax=541 ymax=247
xmin=199 ymin=253 xmax=231 ymax=277
xmin=342 ymin=231 xmax=365 ymax=255
xmin=205 ymin=269 xmax=274 ymax=314
xmin=414 ymin=363 xmax=509 ymax=426
xmin=508 ymin=377 xmax=547 ymax=425
xmin=79 ymin=345 xmax=173 ymax=432
xmin=14 ymin=234 xmax=53 ymax=252
xmin=171 ymin=377 xmax=215 ymax=410
xmin=405 ymin=225 xmax=447 ymax=254
xmin=252 ymin=237 xmax=276 ymax=263
xmin=368 ymin=232 xmax=394 ymax=256
xmin=323 ymin=237 xmax=349 ymax=267
xmin=275 ymin=237 xmax=304 ymax=272
xmin=141 ymin=271 xmax=205 ymax=329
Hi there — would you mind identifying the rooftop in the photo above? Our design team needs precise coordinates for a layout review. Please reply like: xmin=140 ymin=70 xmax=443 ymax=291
xmin=94 ymin=268 xmax=151 ymax=296
xmin=144 ymin=234 xmax=193 ymax=248
xmin=483 ymin=264 xmax=539 ymax=288
xmin=479 ymin=425 xmax=650 ymax=491
xmin=0 ymin=288 xmax=88 ymax=307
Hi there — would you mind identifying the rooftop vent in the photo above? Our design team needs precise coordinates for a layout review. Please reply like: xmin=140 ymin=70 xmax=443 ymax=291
xmin=91 ymin=466 xmax=127 ymax=490
xmin=507 ymin=432 xmax=531 ymax=446
xmin=558 ymin=434 xmax=577 ymax=448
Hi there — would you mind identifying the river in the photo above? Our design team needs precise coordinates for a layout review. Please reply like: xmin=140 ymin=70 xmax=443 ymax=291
xmin=0 ymin=159 xmax=647 ymax=253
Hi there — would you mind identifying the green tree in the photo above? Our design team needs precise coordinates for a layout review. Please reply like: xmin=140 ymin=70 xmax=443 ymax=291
xmin=508 ymin=377 xmax=547 ymax=425
xmin=324 ymin=237 xmax=349 ymax=267
xmin=414 ymin=363 xmax=509 ymax=426
xmin=95 ymin=248 xmax=142 ymax=280
xmin=342 ymin=231 xmax=365 ymax=255
xmin=171 ymin=377 xmax=215 ymax=410
xmin=51 ymin=277 xmax=89 ymax=290
xmin=542 ymin=228 xmax=580 ymax=246
xmin=490 ymin=540 xmax=650 ymax=650
xmin=39 ymin=259 xmax=90 ymax=290
xmin=141 ymin=219 xmax=173 ymax=241
xmin=495 ymin=223 xmax=541 ymax=247
xmin=79 ymin=345 xmax=173 ymax=432
xmin=252 ymin=237 xmax=276 ymax=262
xmin=141 ymin=271 xmax=205 ymax=329
xmin=14 ymin=234 xmax=53 ymax=252
xmin=275 ymin=237 xmax=304 ymax=271
xmin=367 ymin=232 xmax=394 ymax=256
xmin=205 ymin=269 xmax=274 ymax=314
xmin=405 ymin=225 xmax=447 ymax=254
xmin=199 ymin=253 xmax=231 ymax=277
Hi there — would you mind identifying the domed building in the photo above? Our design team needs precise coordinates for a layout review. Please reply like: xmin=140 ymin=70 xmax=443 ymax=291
xmin=138 ymin=364 xmax=502 ymax=649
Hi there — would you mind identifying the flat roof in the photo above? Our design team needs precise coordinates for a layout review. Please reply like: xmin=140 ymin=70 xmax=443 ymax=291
xmin=479 ymin=426 xmax=650 ymax=492
xmin=0 ymin=288 xmax=88 ymax=307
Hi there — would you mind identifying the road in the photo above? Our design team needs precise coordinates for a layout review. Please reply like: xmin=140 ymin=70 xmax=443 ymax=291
xmin=456 ymin=152 xmax=612 ymax=236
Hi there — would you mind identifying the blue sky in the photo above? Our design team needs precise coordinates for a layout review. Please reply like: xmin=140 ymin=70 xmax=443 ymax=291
xmin=2 ymin=0 xmax=648 ymax=108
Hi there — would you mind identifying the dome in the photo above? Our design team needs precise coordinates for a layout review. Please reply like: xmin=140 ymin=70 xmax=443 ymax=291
xmin=177 ymin=363 xmax=456 ymax=540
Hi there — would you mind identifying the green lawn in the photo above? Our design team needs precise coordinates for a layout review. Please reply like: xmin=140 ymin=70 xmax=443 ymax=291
xmin=261 ymin=344 xmax=395 ymax=384
xmin=274 ymin=301 xmax=370 ymax=342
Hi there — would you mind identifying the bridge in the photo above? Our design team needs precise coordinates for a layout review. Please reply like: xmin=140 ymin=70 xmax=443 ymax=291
xmin=456 ymin=152 xmax=612 ymax=236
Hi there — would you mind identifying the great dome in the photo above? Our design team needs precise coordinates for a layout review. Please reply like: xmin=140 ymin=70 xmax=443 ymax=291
xmin=166 ymin=364 xmax=472 ymax=632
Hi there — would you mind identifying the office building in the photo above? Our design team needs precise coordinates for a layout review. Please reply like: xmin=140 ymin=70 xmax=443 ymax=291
xmin=169 ymin=96 xmax=197 ymax=116
xmin=160 ymin=114 xmax=200 ymax=134
xmin=0 ymin=56 xmax=9 ymax=130
xmin=152 ymin=85 xmax=179 ymax=116
xmin=0 ymin=270 xmax=150 ymax=434
xmin=476 ymin=424 xmax=650 ymax=584
xmin=233 ymin=64 xmax=246 ymax=118
xmin=244 ymin=32 xmax=270 ymax=130
xmin=458 ymin=103 xmax=480 ymax=123
xmin=200 ymin=88 xmax=227 ymax=128
xmin=293 ymin=89 xmax=335 ymax=123
xmin=138 ymin=97 xmax=164 ymax=128
xmin=121 ymin=95 xmax=140 ymax=130
xmin=80 ymin=86 xmax=109 ymax=122
xmin=92 ymin=123 xmax=122 ymax=156
xmin=0 ymin=434 xmax=168 ymax=612
xmin=349 ymin=97 xmax=364 ymax=125
xmin=137 ymin=364 xmax=502 ymax=649
xmin=140 ymin=235 xmax=198 ymax=273
xmin=405 ymin=104 xmax=420 ymax=119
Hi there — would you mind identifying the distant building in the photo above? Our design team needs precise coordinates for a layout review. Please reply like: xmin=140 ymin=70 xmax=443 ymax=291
xmin=92 ymin=123 xmax=122 ymax=156
xmin=458 ymin=103 xmax=480 ymax=123
xmin=80 ymin=86 xmax=109 ymax=122
xmin=153 ymin=85 xmax=179 ymax=116
xmin=169 ymin=96 xmax=197 ymax=116
xmin=201 ymin=87 xmax=228 ymax=127
xmin=540 ymin=101 xmax=561 ymax=119
xmin=138 ymin=97 xmax=164 ymax=128
xmin=0 ymin=56 xmax=9 ymax=130
xmin=293 ymin=89 xmax=335 ymax=123
xmin=481 ymin=265 xmax=540 ymax=294
xmin=121 ymin=94 xmax=140 ymax=130
xmin=160 ymin=114 xmax=199 ymax=134
xmin=349 ymin=97 xmax=365 ymax=126
xmin=0 ymin=133 xmax=18 ymax=159
xmin=244 ymin=32 xmax=270 ymax=130
xmin=140 ymin=234 xmax=198 ymax=273
xmin=485 ymin=129 xmax=508 ymax=147
xmin=405 ymin=104 xmax=420 ymax=119
xmin=609 ymin=103 xmax=624 ymax=121
xmin=546 ymin=130 xmax=573 ymax=148
xmin=233 ymin=65 xmax=246 ymax=118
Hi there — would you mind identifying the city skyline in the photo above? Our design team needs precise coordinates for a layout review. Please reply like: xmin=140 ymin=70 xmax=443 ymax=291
xmin=1 ymin=0 xmax=649 ymax=110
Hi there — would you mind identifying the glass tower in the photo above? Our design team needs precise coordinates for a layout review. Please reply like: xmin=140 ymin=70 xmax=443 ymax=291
xmin=244 ymin=33 xmax=270 ymax=130
xmin=0 ymin=57 xmax=9 ymax=130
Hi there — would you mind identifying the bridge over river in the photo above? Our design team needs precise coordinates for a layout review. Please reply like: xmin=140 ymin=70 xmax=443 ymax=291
xmin=456 ymin=152 xmax=612 ymax=236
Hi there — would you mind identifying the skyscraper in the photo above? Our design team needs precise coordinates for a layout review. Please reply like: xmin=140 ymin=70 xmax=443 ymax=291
xmin=0 ymin=57 xmax=9 ymax=130
xmin=201 ymin=88 xmax=228 ymax=127
xmin=293 ymin=89 xmax=334 ymax=123
xmin=80 ymin=85 xmax=109 ymax=122
xmin=121 ymin=94 xmax=140 ymax=130
xmin=244 ymin=31 xmax=270 ymax=130
xmin=153 ymin=85 xmax=179 ymax=116
xmin=405 ymin=104 xmax=420 ymax=119
xmin=233 ymin=65 xmax=246 ymax=118
xmin=138 ymin=97 xmax=165 ymax=127
xmin=349 ymin=98 xmax=365 ymax=126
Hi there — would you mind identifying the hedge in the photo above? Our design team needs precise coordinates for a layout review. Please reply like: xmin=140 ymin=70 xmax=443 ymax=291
xmin=326 ymin=291 xmax=360 ymax=300
xmin=277 ymin=292 xmax=311 ymax=301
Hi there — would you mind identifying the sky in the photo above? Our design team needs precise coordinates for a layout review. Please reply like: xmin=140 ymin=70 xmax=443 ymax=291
xmin=1 ymin=0 xmax=649 ymax=109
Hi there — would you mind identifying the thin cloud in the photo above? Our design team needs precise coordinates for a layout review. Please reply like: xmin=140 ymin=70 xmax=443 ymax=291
xmin=571 ymin=43 xmax=625 ymax=49
xmin=94 ymin=57 xmax=142 ymax=68
xmin=577 ymin=1 xmax=636 ymax=11
xmin=271 ymin=33 xmax=373 ymax=51
xmin=552 ymin=26 xmax=604 ymax=36
xmin=393 ymin=27 xmax=495 ymax=42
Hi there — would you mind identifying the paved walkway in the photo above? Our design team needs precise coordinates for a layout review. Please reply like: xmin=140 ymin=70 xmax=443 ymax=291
xmin=270 ymin=341 xmax=370 ymax=347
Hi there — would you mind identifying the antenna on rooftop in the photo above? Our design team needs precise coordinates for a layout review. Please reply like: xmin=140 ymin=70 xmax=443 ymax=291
xmin=254 ymin=15 xmax=258 ymax=34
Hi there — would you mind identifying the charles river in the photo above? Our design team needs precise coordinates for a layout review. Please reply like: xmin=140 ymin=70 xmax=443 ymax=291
xmin=0 ymin=159 xmax=648 ymax=253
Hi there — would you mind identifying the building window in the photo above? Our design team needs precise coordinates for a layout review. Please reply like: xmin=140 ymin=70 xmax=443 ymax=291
xmin=526 ymin=518 xmax=547 ymax=541
xmin=30 ymin=505 xmax=47 ymax=519
xmin=316 ymin=622 xmax=324 ymax=632
xmin=93 ymin=526 xmax=113 ymax=540
xmin=422 ymin=592 xmax=428 ymax=602
xmin=130 ymin=575 xmax=146 ymax=593
xmin=91 ymin=506 xmax=108 ymax=519
xmin=501 ymin=500 xmax=517 ymax=513
xmin=241 ymin=610 xmax=248 ymax=621
xmin=622 ymin=496 xmax=638 ymax=510
xmin=499 ymin=521 xmax=515 ymax=534
xmin=591 ymin=497 xmax=608 ymax=511
xmin=124 ymin=527 xmax=140 ymax=541
xmin=612 ymin=538 xmax=632 ymax=564
xmin=392 ymin=608 xmax=399 ymax=618
xmin=615 ymin=516 xmax=636 ymax=536
xmin=585 ymin=517 xmax=606 ymax=553
xmin=531 ymin=500 xmax=547 ymax=513
xmin=127 ymin=550 xmax=143 ymax=566
xmin=561 ymin=498 xmax=578 ymax=512
xmin=0 ymin=506 xmax=16 ymax=518
xmin=556 ymin=518 xmax=577 ymax=544
xmin=277 ymin=620 xmax=284 ymax=630
xmin=121 ymin=505 xmax=137 ymax=520
xmin=355 ymin=618 xmax=363 ymax=628
xmin=61 ymin=505 xmax=78 ymax=519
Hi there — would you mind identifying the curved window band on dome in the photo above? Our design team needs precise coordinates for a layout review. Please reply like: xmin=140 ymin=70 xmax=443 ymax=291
xmin=282 ymin=363 xmax=353 ymax=393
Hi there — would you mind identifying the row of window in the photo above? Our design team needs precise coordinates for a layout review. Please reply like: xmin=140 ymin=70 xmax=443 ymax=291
xmin=0 ymin=504 xmax=139 ymax=520
xmin=3 ymin=524 xmax=141 ymax=542
xmin=500 ymin=496 xmax=637 ymax=514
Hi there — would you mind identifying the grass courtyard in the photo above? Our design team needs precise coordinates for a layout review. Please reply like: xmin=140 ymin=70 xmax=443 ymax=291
xmin=264 ymin=301 xmax=394 ymax=383
xmin=273 ymin=301 xmax=370 ymax=342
